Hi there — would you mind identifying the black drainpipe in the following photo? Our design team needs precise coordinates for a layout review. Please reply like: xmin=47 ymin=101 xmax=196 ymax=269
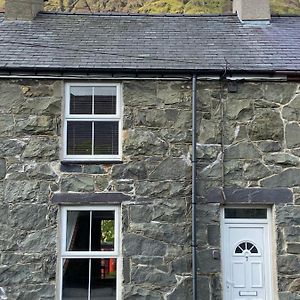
xmin=192 ymin=74 xmax=198 ymax=300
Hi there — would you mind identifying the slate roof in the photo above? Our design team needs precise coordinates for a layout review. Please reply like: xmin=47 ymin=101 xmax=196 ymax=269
xmin=0 ymin=12 xmax=299 ymax=73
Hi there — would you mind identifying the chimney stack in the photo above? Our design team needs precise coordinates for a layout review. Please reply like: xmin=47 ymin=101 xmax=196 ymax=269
xmin=5 ymin=0 xmax=44 ymax=21
xmin=233 ymin=0 xmax=271 ymax=23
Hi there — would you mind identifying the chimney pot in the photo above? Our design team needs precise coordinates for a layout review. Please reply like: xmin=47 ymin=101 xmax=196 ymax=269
xmin=5 ymin=0 xmax=44 ymax=21
xmin=233 ymin=0 xmax=271 ymax=23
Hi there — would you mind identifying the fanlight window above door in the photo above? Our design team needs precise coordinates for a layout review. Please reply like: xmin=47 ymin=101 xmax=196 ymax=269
xmin=234 ymin=241 xmax=259 ymax=254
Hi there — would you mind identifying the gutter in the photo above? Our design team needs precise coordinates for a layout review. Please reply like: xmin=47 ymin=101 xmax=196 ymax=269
xmin=0 ymin=66 xmax=298 ymax=77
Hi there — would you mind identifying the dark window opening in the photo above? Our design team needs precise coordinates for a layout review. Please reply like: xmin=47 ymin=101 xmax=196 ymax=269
xmin=225 ymin=208 xmax=267 ymax=219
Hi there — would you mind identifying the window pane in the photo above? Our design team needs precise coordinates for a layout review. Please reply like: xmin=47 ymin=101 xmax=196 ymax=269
xmin=91 ymin=259 xmax=116 ymax=300
xmin=62 ymin=259 xmax=89 ymax=300
xmin=70 ymin=87 xmax=92 ymax=114
xmin=91 ymin=211 xmax=115 ymax=252
xmin=225 ymin=208 xmax=267 ymax=219
xmin=94 ymin=122 xmax=119 ymax=155
xmin=67 ymin=121 xmax=92 ymax=155
xmin=66 ymin=211 xmax=90 ymax=251
xmin=94 ymin=87 xmax=117 ymax=115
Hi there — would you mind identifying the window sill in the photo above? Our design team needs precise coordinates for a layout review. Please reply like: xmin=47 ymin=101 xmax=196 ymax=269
xmin=61 ymin=160 xmax=124 ymax=165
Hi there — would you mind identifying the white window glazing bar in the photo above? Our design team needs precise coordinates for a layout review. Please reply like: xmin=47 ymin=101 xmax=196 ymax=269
xmin=89 ymin=211 xmax=92 ymax=251
xmin=61 ymin=253 xmax=118 ymax=259
xmin=92 ymin=121 xmax=95 ymax=156
xmin=91 ymin=88 xmax=95 ymax=156
xmin=92 ymin=87 xmax=95 ymax=115
xmin=88 ymin=258 xmax=91 ymax=300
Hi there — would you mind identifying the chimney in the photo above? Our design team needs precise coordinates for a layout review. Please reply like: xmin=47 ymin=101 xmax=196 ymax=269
xmin=5 ymin=0 xmax=44 ymax=21
xmin=233 ymin=0 xmax=271 ymax=23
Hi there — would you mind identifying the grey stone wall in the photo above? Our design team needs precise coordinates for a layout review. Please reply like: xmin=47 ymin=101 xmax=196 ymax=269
xmin=197 ymin=81 xmax=300 ymax=300
xmin=0 ymin=78 xmax=299 ymax=300
xmin=0 ymin=79 xmax=61 ymax=300
xmin=0 ymin=79 xmax=193 ymax=300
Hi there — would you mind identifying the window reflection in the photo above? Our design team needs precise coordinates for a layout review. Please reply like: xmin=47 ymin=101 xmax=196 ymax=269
xmin=62 ymin=259 xmax=89 ymax=299
xmin=66 ymin=210 xmax=115 ymax=252
xmin=92 ymin=211 xmax=114 ymax=251
xmin=70 ymin=86 xmax=93 ymax=114
xmin=91 ymin=259 xmax=116 ymax=300
xmin=94 ymin=87 xmax=117 ymax=115
xmin=62 ymin=259 xmax=117 ymax=300
xmin=66 ymin=211 xmax=90 ymax=251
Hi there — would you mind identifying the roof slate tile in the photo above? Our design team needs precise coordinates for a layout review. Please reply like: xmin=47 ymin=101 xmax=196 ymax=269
xmin=0 ymin=12 xmax=299 ymax=72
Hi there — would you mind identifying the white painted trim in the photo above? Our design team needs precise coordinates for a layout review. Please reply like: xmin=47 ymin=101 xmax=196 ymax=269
xmin=63 ymin=83 xmax=122 ymax=161
xmin=58 ymin=205 xmax=121 ymax=300
xmin=220 ymin=206 xmax=275 ymax=300
xmin=227 ymin=75 xmax=286 ymax=82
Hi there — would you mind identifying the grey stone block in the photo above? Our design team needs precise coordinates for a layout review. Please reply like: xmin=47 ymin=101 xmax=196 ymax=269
xmin=23 ymin=136 xmax=59 ymax=160
xmin=123 ymin=285 xmax=163 ymax=300
xmin=131 ymin=265 xmax=176 ymax=286
xmin=264 ymin=83 xmax=296 ymax=105
xmin=278 ymin=255 xmax=300 ymax=275
xmin=0 ymin=138 xmax=27 ymax=157
xmin=0 ymin=158 xmax=6 ymax=180
xmin=171 ymin=255 xmax=191 ymax=274
xmin=207 ymin=225 xmax=220 ymax=247
xmin=256 ymin=140 xmax=282 ymax=152
xmin=289 ymin=278 xmax=300 ymax=293
xmin=60 ymin=164 xmax=82 ymax=173
xmin=123 ymin=129 xmax=168 ymax=156
xmin=197 ymin=249 xmax=221 ymax=274
xmin=149 ymin=157 xmax=191 ymax=181
xmin=165 ymin=277 xmax=193 ymax=300
xmin=287 ymin=243 xmax=300 ymax=254
xmin=123 ymin=233 xmax=167 ymax=257
xmin=286 ymin=123 xmax=300 ymax=148
xmin=279 ymin=292 xmax=300 ymax=300
xmin=285 ymin=226 xmax=300 ymax=243
xmin=276 ymin=205 xmax=300 ymax=226
xmin=11 ymin=204 xmax=47 ymax=230
xmin=83 ymin=164 xmax=104 ymax=174
xmin=282 ymin=94 xmax=300 ymax=121
xmin=207 ymin=187 xmax=293 ymax=204
xmin=130 ymin=204 xmax=153 ymax=223
xmin=249 ymin=109 xmax=283 ymax=141
xmin=60 ymin=175 xmax=94 ymax=192
xmin=265 ymin=153 xmax=299 ymax=166
xmin=112 ymin=161 xmax=147 ymax=180
xmin=261 ymin=168 xmax=300 ymax=187
xmin=224 ymin=142 xmax=260 ymax=159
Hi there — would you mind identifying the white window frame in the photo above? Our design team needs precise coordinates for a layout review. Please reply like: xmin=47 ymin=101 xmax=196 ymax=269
xmin=58 ymin=205 xmax=121 ymax=300
xmin=63 ymin=83 xmax=123 ymax=162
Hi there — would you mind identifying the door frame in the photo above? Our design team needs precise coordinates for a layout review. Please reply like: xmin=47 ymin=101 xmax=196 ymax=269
xmin=220 ymin=206 xmax=276 ymax=300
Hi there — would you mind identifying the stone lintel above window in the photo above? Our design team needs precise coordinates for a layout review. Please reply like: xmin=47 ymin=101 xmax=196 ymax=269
xmin=51 ymin=192 xmax=130 ymax=205
xmin=207 ymin=188 xmax=293 ymax=204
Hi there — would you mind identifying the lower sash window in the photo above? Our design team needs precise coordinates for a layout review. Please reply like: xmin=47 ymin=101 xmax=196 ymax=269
xmin=59 ymin=206 xmax=120 ymax=300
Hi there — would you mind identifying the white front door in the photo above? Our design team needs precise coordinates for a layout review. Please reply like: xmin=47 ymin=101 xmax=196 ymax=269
xmin=221 ymin=208 xmax=273 ymax=300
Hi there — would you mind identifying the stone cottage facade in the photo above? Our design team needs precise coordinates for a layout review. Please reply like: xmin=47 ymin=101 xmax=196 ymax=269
xmin=0 ymin=0 xmax=299 ymax=300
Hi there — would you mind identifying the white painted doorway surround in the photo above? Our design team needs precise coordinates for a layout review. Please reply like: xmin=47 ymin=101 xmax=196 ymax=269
xmin=221 ymin=208 xmax=274 ymax=300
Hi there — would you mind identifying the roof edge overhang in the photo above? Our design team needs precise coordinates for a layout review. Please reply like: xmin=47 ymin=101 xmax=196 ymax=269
xmin=0 ymin=66 xmax=299 ymax=80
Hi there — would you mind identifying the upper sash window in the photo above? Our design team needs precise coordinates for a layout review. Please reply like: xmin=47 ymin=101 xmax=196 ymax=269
xmin=63 ymin=83 xmax=122 ymax=162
